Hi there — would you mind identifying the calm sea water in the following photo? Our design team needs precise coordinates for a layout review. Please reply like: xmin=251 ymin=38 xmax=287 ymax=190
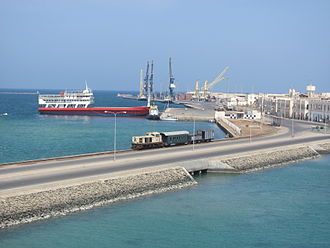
xmin=0 ymin=156 xmax=329 ymax=248
xmin=1 ymin=89 xmax=329 ymax=247
xmin=0 ymin=89 xmax=224 ymax=164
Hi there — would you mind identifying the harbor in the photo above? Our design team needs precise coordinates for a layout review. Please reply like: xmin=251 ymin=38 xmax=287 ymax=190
xmin=1 ymin=0 xmax=330 ymax=247
xmin=1 ymin=83 xmax=330 ymax=230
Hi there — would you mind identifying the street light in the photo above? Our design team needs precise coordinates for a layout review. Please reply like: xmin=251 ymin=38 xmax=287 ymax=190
xmin=193 ymin=116 xmax=196 ymax=151
xmin=291 ymin=103 xmax=295 ymax=138
xmin=104 ymin=110 xmax=127 ymax=161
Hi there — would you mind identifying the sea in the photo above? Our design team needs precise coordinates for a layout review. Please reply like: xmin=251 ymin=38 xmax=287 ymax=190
xmin=0 ymin=89 xmax=330 ymax=248
xmin=0 ymin=89 xmax=224 ymax=164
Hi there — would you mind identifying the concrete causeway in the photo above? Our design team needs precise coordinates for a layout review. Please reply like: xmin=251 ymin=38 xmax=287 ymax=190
xmin=1 ymin=116 xmax=330 ymax=229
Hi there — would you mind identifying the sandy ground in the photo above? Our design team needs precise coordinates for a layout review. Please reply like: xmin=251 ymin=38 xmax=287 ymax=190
xmin=229 ymin=119 xmax=280 ymax=138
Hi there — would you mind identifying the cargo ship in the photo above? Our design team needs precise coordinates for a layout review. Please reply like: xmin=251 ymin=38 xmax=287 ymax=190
xmin=38 ymin=84 xmax=149 ymax=116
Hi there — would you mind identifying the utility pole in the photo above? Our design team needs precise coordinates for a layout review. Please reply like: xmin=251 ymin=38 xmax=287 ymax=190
xmin=324 ymin=106 xmax=327 ymax=134
xmin=193 ymin=117 xmax=196 ymax=151
xmin=291 ymin=100 xmax=295 ymax=138
xmin=105 ymin=111 xmax=127 ymax=161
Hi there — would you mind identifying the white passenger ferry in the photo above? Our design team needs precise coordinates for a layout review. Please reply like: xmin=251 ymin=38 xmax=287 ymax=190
xmin=38 ymin=83 xmax=149 ymax=116
xmin=38 ymin=83 xmax=94 ymax=109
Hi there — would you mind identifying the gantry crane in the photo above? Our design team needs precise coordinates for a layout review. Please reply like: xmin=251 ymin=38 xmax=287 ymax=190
xmin=193 ymin=80 xmax=200 ymax=100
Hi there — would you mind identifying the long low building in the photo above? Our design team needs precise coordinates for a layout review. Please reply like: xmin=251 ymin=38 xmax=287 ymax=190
xmin=256 ymin=85 xmax=330 ymax=123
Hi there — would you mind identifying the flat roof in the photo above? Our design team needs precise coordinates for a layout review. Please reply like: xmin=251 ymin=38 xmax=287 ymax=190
xmin=160 ymin=131 xmax=189 ymax=136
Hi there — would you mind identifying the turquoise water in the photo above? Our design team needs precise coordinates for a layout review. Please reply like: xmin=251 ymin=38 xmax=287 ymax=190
xmin=1 ymin=155 xmax=329 ymax=247
xmin=0 ymin=90 xmax=224 ymax=164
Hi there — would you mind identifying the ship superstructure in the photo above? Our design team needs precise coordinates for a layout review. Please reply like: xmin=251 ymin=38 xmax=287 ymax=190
xmin=38 ymin=83 xmax=149 ymax=117
xmin=39 ymin=84 xmax=94 ymax=108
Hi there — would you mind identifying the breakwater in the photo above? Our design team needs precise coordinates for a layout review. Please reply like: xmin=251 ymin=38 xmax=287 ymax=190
xmin=181 ymin=144 xmax=327 ymax=174
xmin=0 ymin=167 xmax=196 ymax=229
xmin=218 ymin=146 xmax=320 ymax=172
xmin=1 ymin=142 xmax=329 ymax=230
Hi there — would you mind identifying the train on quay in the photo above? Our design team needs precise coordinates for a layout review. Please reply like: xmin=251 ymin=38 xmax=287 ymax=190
xmin=131 ymin=129 xmax=214 ymax=150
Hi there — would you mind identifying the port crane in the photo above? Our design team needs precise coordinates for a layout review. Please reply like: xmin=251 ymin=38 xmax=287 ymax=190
xmin=193 ymin=80 xmax=200 ymax=100
xmin=168 ymin=57 xmax=176 ymax=101
xmin=196 ymin=66 xmax=229 ymax=101
xmin=138 ymin=69 xmax=145 ymax=100
xmin=149 ymin=61 xmax=154 ymax=98
xmin=143 ymin=62 xmax=150 ymax=106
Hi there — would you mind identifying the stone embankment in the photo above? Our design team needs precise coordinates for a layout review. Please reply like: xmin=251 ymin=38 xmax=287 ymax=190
xmin=313 ymin=143 xmax=330 ymax=154
xmin=218 ymin=146 xmax=320 ymax=172
xmin=182 ymin=145 xmax=324 ymax=174
xmin=1 ymin=143 xmax=329 ymax=229
xmin=0 ymin=167 xmax=196 ymax=229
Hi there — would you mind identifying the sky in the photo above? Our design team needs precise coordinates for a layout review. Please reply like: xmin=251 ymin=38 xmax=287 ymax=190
xmin=0 ymin=0 xmax=329 ymax=93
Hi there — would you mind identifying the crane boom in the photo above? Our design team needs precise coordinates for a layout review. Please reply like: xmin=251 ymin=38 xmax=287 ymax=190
xmin=206 ymin=66 xmax=229 ymax=90
xmin=194 ymin=80 xmax=200 ymax=100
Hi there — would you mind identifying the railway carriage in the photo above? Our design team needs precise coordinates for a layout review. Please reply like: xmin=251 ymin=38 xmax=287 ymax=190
xmin=131 ymin=129 xmax=215 ymax=150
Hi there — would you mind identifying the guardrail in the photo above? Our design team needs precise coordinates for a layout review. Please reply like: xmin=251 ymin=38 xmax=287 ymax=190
xmin=216 ymin=117 xmax=242 ymax=136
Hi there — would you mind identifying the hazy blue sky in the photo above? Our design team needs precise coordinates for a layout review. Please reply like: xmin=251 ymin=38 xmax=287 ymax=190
xmin=0 ymin=0 xmax=329 ymax=93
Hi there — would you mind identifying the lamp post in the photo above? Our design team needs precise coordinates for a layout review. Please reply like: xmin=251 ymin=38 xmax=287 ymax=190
xmin=193 ymin=116 xmax=196 ymax=151
xmin=105 ymin=111 xmax=127 ymax=161
xmin=324 ymin=105 xmax=327 ymax=135
xmin=291 ymin=101 xmax=295 ymax=138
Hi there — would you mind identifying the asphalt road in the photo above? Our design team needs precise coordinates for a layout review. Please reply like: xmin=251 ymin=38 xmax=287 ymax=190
xmin=1 ymin=118 xmax=329 ymax=191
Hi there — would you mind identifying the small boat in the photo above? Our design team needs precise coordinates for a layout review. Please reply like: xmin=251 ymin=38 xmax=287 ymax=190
xmin=1 ymin=113 xmax=8 ymax=116
xmin=160 ymin=117 xmax=178 ymax=121
xmin=160 ymin=114 xmax=178 ymax=121
xmin=146 ymin=105 xmax=160 ymax=120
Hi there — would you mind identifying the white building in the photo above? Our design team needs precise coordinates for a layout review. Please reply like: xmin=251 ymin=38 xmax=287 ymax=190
xmin=215 ymin=110 xmax=261 ymax=120
xmin=308 ymin=100 xmax=330 ymax=122
xmin=256 ymin=85 xmax=330 ymax=123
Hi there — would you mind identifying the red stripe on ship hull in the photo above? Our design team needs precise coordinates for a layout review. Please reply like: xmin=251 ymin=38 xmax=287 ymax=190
xmin=38 ymin=107 xmax=150 ymax=116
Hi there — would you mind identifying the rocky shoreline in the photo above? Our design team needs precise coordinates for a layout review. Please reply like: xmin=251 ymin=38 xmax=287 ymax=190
xmin=0 ymin=167 xmax=196 ymax=229
xmin=1 ymin=143 xmax=329 ymax=230
xmin=219 ymin=146 xmax=320 ymax=172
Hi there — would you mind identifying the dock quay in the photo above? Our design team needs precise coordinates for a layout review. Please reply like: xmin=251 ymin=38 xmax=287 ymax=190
xmin=117 ymin=94 xmax=172 ymax=104
xmin=160 ymin=107 xmax=215 ymax=122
